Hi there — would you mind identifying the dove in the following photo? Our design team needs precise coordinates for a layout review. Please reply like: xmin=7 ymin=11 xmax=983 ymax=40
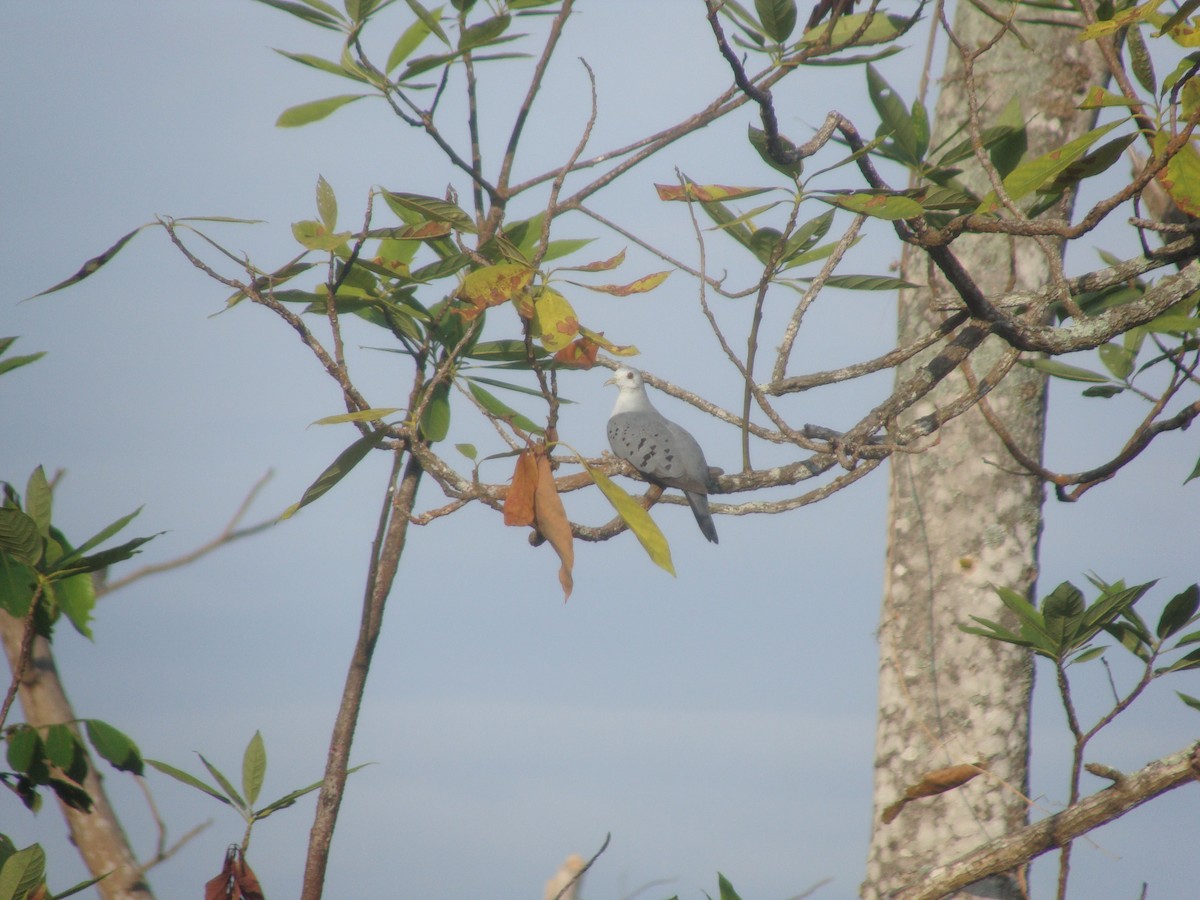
xmin=605 ymin=365 xmax=719 ymax=543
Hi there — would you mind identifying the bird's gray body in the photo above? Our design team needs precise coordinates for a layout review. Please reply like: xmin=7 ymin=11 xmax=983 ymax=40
xmin=605 ymin=366 xmax=719 ymax=543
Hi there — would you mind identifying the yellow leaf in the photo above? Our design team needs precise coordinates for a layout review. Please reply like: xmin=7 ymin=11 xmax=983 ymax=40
xmin=532 ymin=287 xmax=579 ymax=351
xmin=310 ymin=408 xmax=401 ymax=426
xmin=578 ymin=271 xmax=671 ymax=296
xmin=1152 ymin=131 xmax=1200 ymax=217
xmin=578 ymin=326 xmax=638 ymax=357
xmin=457 ymin=263 xmax=534 ymax=319
xmin=584 ymin=463 xmax=675 ymax=576
xmin=654 ymin=182 xmax=772 ymax=202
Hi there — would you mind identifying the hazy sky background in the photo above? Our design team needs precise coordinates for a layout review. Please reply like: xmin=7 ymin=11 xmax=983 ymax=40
xmin=3 ymin=2 xmax=1198 ymax=898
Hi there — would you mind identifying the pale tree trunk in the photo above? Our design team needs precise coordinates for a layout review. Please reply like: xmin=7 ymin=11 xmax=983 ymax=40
xmin=864 ymin=5 xmax=1108 ymax=898
xmin=1 ymin=611 xmax=154 ymax=900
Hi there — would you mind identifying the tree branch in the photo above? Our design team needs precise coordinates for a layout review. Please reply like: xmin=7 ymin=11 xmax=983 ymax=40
xmin=892 ymin=742 xmax=1200 ymax=900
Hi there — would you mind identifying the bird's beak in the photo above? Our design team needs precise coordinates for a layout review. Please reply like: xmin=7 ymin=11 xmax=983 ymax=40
xmin=603 ymin=375 xmax=616 ymax=386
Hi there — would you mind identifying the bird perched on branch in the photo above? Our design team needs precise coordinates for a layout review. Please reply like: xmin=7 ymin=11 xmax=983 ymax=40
xmin=605 ymin=365 xmax=720 ymax=543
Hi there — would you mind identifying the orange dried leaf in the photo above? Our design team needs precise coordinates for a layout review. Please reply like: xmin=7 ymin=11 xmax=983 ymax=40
xmin=503 ymin=451 xmax=538 ymax=526
xmin=561 ymin=248 xmax=627 ymax=272
xmin=554 ymin=335 xmax=601 ymax=369
xmin=881 ymin=762 xmax=986 ymax=824
xmin=578 ymin=271 xmax=670 ymax=296
xmin=654 ymin=182 xmax=772 ymax=202
xmin=902 ymin=762 xmax=987 ymax=799
xmin=534 ymin=451 xmax=574 ymax=600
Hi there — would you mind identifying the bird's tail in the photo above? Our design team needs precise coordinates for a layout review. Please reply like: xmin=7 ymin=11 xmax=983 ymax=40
xmin=684 ymin=491 xmax=719 ymax=544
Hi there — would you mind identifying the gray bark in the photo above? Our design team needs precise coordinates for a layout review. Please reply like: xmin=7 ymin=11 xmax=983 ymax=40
xmin=865 ymin=6 xmax=1109 ymax=898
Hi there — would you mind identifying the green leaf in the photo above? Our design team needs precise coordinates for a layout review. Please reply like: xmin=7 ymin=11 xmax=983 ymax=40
xmin=387 ymin=9 xmax=436 ymax=71
xmin=821 ymin=191 xmax=924 ymax=220
xmin=1071 ymin=645 xmax=1107 ymax=664
xmin=717 ymin=872 xmax=744 ymax=900
xmin=1185 ymin=453 xmax=1200 ymax=485
xmin=316 ymin=175 xmax=338 ymax=232
xmin=994 ymin=584 xmax=1052 ymax=647
xmin=250 ymin=0 xmax=345 ymax=29
xmin=867 ymin=64 xmax=924 ymax=167
xmin=0 ymin=844 xmax=46 ymax=900
xmin=466 ymin=381 xmax=544 ymax=435
xmin=977 ymin=119 xmax=1125 ymax=212
xmin=455 ymin=443 xmax=477 ymax=460
xmin=1042 ymin=581 xmax=1085 ymax=652
xmin=45 ymin=724 xmax=87 ymax=785
xmin=292 ymin=219 xmax=352 ymax=252
xmin=1097 ymin=343 xmax=1134 ymax=380
xmin=747 ymin=125 xmax=804 ymax=176
xmin=50 ymin=572 xmax=96 ymax=639
xmin=6 ymin=725 xmax=42 ymax=774
xmin=0 ymin=338 xmax=47 ymax=377
xmin=24 ymin=467 xmax=51 ymax=538
xmin=280 ymin=428 xmax=389 ymax=519
xmin=403 ymin=0 xmax=450 ymax=46
xmin=58 ymin=533 xmax=160 ymax=578
xmin=419 ymin=379 xmax=452 ymax=442
xmin=1157 ymin=646 xmax=1200 ymax=674
xmin=51 ymin=506 xmax=143 ymax=573
xmin=1177 ymin=691 xmax=1200 ymax=712
xmin=145 ymin=759 xmax=233 ymax=805
xmin=242 ymin=731 xmax=267 ymax=808
xmin=754 ymin=0 xmax=797 ymax=41
xmin=823 ymin=274 xmax=917 ymax=291
xmin=199 ymin=753 xmax=246 ymax=811
xmin=84 ymin=720 xmax=143 ymax=775
xmin=276 ymin=94 xmax=370 ymax=127
xmin=28 ymin=227 xmax=144 ymax=299
xmin=254 ymin=763 xmax=369 ymax=820
xmin=383 ymin=192 xmax=476 ymax=232
xmin=584 ymin=463 xmax=674 ymax=577
xmin=1019 ymin=358 xmax=1110 ymax=383
xmin=0 ymin=508 xmax=43 ymax=567
xmin=273 ymin=49 xmax=369 ymax=81
xmin=1082 ymin=384 xmax=1124 ymax=398
xmin=458 ymin=14 xmax=512 ymax=50
xmin=1157 ymin=584 xmax=1200 ymax=639
xmin=311 ymin=408 xmax=402 ymax=426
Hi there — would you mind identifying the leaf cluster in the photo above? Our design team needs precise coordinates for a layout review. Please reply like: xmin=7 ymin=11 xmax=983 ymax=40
xmin=2 ymin=719 xmax=142 ymax=817
xmin=146 ymin=732 xmax=367 ymax=840
xmin=963 ymin=578 xmax=1200 ymax=678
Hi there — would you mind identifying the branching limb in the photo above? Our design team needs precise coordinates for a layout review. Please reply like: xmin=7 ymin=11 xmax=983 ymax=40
xmin=891 ymin=743 xmax=1200 ymax=900
xmin=97 ymin=471 xmax=276 ymax=597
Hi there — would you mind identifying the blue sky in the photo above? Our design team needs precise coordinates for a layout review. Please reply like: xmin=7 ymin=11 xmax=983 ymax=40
xmin=3 ymin=2 xmax=1198 ymax=898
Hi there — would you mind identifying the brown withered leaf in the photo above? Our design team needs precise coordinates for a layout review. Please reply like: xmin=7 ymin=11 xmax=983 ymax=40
xmin=503 ymin=450 xmax=538 ymax=527
xmin=881 ymin=761 xmax=988 ymax=825
xmin=534 ymin=451 xmax=574 ymax=601
xmin=554 ymin=335 xmax=600 ymax=369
